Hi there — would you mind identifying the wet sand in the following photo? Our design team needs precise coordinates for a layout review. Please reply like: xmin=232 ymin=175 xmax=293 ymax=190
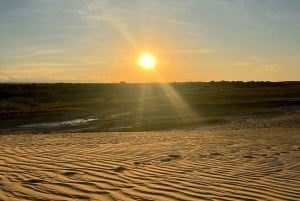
xmin=0 ymin=128 xmax=299 ymax=200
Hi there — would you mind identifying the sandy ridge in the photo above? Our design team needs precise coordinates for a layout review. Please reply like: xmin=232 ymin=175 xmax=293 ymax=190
xmin=0 ymin=128 xmax=299 ymax=200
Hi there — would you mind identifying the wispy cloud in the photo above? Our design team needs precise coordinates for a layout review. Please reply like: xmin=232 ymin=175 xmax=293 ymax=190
xmin=259 ymin=64 xmax=283 ymax=72
xmin=29 ymin=49 xmax=68 ymax=57
xmin=158 ymin=48 xmax=218 ymax=55
xmin=233 ymin=56 xmax=282 ymax=72
xmin=181 ymin=31 xmax=203 ymax=37
xmin=1 ymin=62 xmax=74 ymax=71
xmin=7 ymin=47 xmax=69 ymax=59
xmin=0 ymin=62 xmax=104 ymax=83
xmin=233 ymin=56 xmax=261 ymax=67
xmin=144 ymin=14 xmax=196 ymax=27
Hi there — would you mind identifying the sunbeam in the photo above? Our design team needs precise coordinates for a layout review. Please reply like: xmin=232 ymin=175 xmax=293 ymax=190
xmin=159 ymin=83 xmax=198 ymax=124
xmin=105 ymin=16 xmax=140 ymax=51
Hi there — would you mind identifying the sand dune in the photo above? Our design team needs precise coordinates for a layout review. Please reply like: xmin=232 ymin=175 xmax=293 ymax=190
xmin=0 ymin=128 xmax=299 ymax=200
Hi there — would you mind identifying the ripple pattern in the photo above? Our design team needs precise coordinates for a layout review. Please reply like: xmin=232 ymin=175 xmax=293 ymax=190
xmin=0 ymin=128 xmax=299 ymax=201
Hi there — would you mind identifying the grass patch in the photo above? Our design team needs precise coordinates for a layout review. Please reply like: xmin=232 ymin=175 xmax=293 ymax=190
xmin=0 ymin=82 xmax=299 ymax=131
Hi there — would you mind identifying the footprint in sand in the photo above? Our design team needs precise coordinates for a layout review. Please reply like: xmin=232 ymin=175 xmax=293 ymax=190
xmin=161 ymin=158 xmax=172 ymax=162
xmin=133 ymin=161 xmax=141 ymax=166
xmin=63 ymin=171 xmax=77 ymax=176
xmin=169 ymin=154 xmax=182 ymax=159
xmin=161 ymin=154 xmax=182 ymax=162
xmin=209 ymin=152 xmax=223 ymax=157
xmin=244 ymin=155 xmax=256 ymax=158
xmin=24 ymin=179 xmax=43 ymax=184
xmin=114 ymin=166 xmax=127 ymax=172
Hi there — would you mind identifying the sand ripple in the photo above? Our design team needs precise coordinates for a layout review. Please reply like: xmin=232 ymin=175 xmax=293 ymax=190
xmin=0 ymin=128 xmax=299 ymax=200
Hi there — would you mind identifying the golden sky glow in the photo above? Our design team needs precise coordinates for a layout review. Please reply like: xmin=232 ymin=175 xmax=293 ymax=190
xmin=0 ymin=1 xmax=299 ymax=83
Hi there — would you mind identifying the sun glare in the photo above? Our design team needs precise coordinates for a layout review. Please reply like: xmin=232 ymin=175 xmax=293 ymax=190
xmin=138 ymin=54 xmax=156 ymax=69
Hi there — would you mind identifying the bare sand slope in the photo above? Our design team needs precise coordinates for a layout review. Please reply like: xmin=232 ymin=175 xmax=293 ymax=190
xmin=0 ymin=128 xmax=299 ymax=201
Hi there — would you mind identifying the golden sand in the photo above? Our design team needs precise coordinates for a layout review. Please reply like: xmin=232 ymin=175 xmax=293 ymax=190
xmin=0 ymin=128 xmax=299 ymax=200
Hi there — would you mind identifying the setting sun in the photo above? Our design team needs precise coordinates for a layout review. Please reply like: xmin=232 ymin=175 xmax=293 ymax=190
xmin=138 ymin=54 xmax=156 ymax=69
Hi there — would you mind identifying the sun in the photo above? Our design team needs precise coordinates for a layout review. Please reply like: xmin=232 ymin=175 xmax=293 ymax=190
xmin=138 ymin=53 xmax=156 ymax=69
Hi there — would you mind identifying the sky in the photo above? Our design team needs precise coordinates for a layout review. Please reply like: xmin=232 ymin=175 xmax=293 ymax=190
xmin=0 ymin=0 xmax=299 ymax=83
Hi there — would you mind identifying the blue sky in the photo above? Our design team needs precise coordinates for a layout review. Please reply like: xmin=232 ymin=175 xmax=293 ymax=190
xmin=0 ymin=0 xmax=299 ymax=82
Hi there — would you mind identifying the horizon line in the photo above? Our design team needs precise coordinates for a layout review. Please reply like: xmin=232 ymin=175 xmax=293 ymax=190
xmin=1 ymin=80 xmax=299 ymax=85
